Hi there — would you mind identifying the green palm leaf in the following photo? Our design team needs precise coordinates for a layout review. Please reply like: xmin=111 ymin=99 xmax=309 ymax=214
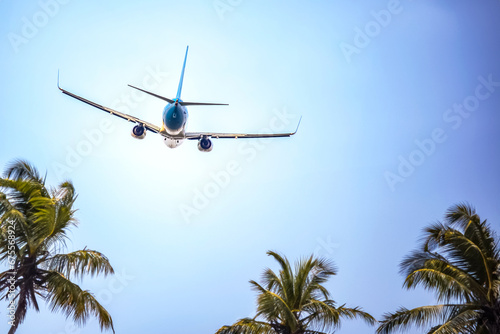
xmin=217 ymin=251 xmax=374 ymax=333
xmin=216 ymin=318 xmax=275 ymax=334
xmin=0 ymin=159 xmax=115 ymax=333
xmin=45 ymin=272 xmax=114 ymax=332
xmin=44 ymin=250 xmax=114 ymax=279
xmin=378 ymin=203 xmax=500 ymax=334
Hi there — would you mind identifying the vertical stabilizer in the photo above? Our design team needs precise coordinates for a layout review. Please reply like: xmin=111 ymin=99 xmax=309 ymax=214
xmin=176 ymin=46 xmax=189 ymax=101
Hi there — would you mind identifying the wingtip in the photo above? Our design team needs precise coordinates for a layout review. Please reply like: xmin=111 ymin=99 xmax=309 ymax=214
xmin=293 ymin=116 xmax=302 ymax=134
xmin=57 ymin=69 xmax=62 ymax=90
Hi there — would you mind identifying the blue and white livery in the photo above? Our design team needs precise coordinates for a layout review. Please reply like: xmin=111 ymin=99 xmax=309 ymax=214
xmin=58 ymin=46 xmax=300 ymax=152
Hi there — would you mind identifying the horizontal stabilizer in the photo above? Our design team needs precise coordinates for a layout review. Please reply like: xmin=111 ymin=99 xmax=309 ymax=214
xmin=128 ymin=85 xmax=175 ymax=104
xmin=128 ymin=85 xmax=227 ymax=106
xmin=180 ymin=102 xmax=228 ymax=106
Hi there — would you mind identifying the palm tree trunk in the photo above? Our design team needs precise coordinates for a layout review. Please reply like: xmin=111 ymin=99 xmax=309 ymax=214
xmin=8 ymin=295 xmax=26 ymax=334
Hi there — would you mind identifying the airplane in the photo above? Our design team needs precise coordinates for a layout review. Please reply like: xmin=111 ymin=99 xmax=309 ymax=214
xmin=58 ymin=46 xmax=300 ymax=152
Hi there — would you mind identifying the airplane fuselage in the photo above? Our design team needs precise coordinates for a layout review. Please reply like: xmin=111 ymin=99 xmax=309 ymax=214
xmin=162 ymin=101 xmax=188 ymax=136
xmin=161 ymin=101 xmax=188 ymax=148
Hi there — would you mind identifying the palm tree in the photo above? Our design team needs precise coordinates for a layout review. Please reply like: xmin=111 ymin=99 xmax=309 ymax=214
xmin=0 ymin=160 xmax=115 ymax=334
xmin=216 ymin=250 xmax=375 ymax=334
xmin=378 ymin=203 xmax=500 ymax=334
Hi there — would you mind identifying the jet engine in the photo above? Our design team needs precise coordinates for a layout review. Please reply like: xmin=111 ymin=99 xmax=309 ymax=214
xmin=131 ymin=125 xmax=146 ymax=139
xmin=198 ymin=136 xmax=213 ymax=152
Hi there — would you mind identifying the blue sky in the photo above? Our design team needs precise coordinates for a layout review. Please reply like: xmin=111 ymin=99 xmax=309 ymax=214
xmin=1 ymin=1 xmax=500 ymax=333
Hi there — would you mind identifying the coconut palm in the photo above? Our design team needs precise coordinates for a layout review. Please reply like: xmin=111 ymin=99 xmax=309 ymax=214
xmin=0 ymin=160 xmax=115 ymax=334
xmin=378 ymin=203 xmax=500 ymax=334
xmin=216 ymin=250 xmax=375 ymax=334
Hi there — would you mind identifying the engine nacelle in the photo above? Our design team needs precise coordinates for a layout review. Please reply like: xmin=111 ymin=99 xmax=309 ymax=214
xmin=198 ymin=136 xmax=213 ymax=152
xmin=131 ymin=125 xmax=146 ymax=139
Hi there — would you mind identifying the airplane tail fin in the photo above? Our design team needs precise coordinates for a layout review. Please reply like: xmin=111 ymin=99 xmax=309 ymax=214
xmin=129 ymin=46 xmax=228 ymax=106
xmin=176 ymin=45 xmax=189 ymax=101
xmin=174 ymin=46 xmax=228 ymax=106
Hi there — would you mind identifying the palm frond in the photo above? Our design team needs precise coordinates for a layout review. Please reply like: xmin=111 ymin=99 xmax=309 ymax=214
xmin=45 ymin=271 xmax=114 ymax=333
xmin=261 ymin=268 xmax=284 ymax=296
xmin=255 ymin=289 xmax=298 ymax=330
xmin=3 ymin=160 xmax=43 ymax=184
xmin=429 ymin=306 xmax=481 ymax=334
xmin=0 ymin=159 xmax=115 ymax=333
xmin=380 ymin=203 xmax=500 ymax=334
xmin=335 ymin=304 xmax=377 ymax=326
xmin=225 ymin=251 xmax=375 ymax=334
xmin=266 ymin=251 xmax=295 ymax=306
xmin=43 ymin=250 xmax=114 ymax=279
xmin=216 ymin=318 xmax=275 ymax=334
xmin=402 ymin=255 xmax=484 ymax=302
xmin=377 ymin=305 xmax=452 ymax=334
xmin=299 ymin=257 xmax=336 ymax=307
xmin=303 ymin=299 xmax=375 ymax=332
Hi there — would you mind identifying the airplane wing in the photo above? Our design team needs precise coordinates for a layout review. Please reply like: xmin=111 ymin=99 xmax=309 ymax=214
xmin=185 ymin=117 xmax=301 ymax=140
xmin=58 ymin=79 xmax=161 ymax=134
